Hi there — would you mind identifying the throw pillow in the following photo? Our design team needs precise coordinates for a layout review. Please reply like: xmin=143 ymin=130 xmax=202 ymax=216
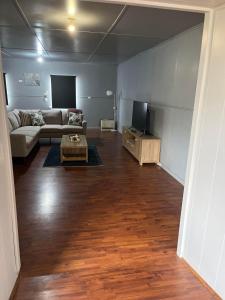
xmin=30 ymin=111 xmax=45 ymax=126
xmin=13 ymin=109 xmax=22 ymax=126
xmin=41 ymin=110 xmax=62 ymax=125
xmin=68 ymin=112 xmax=83 ymax=126
xmin=7 ymin=117 xmax=14 ymax=132
xmin=8 ymin=111 xmax=20 ymax=130
xmin=19 ymin=111 xmax=32 ymax=126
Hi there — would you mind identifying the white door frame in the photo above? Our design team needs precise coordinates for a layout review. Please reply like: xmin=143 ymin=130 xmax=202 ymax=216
xmin=0 ymin=49 xmax=20 ymax=298
xmin=0 ymin=59 xmax=20 ymax=272
xmin=177 ymin=10 xmax=215 ymax=256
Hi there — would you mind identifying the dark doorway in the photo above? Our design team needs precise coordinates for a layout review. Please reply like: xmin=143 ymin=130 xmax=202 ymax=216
xmin=51 ymin=75 xmax=76 ymax=108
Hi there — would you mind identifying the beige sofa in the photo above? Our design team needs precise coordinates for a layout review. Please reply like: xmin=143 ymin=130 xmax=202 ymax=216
xmin=8 ymin=109 xmax=87 ymax=158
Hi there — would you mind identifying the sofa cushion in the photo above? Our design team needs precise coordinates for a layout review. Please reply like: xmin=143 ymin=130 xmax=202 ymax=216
xmin=19 ymin=111 xmax=32 ymax=126
xmin=61 ymin=109 xmax=69 ymax=125
xmin=41 ymin=110 xmax=62 ymax=125
xmin=11 ymin=126 xmax=41 ymax=138
xmin=8 ymin=111 xmax=20 ymax=130
xmin=25 ymin=135 xmax=36 ymax=148
xmin=40 ymin=124 xmax=63 ymax=133
xmin=61 ymin=125 xmax=83 ymax=133
xmin=30 ymin=111 xmax=45 ymax=126
xmin=14 ymin=126 xmax=40 ymax=132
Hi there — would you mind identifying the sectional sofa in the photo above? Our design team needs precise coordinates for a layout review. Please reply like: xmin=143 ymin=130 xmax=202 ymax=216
xmin=7 ymin=109 xmax=87 ymax=158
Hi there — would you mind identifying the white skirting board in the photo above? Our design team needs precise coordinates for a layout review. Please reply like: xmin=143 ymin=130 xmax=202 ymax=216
xmin=157 ymin=162 xmax=184 ymax=185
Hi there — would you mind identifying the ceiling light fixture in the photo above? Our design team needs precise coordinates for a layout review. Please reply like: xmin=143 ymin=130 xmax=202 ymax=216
xmin=37 ymin=56 xmax=44 ymax=63
xmin=68 ymin=24 xmax=76 ymax=33
xmin=67 ymin=16 xmax=76 ymax=33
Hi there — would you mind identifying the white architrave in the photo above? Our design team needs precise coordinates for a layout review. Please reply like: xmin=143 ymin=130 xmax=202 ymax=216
xmin=0 ymin=49 xmax=20 ymax=300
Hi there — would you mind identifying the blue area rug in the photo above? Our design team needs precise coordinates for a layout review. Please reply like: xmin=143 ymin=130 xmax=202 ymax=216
xmin=43 ymin=144 xmax=103 ymax=167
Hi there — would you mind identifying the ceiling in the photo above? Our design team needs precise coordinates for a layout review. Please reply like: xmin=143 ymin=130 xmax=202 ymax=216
xmin=0 ymin=0 xmax=204 ymax=64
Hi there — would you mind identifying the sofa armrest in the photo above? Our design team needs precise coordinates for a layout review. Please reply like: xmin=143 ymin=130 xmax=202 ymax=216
xmin=10 ymin=134 xmax=27 ymax=157
xmin=82 ymin=120 xmax=87 ymax=135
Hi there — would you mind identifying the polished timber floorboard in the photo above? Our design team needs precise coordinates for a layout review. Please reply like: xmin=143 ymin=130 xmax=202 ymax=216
xmin=13 ymin=130 xmax=217 ymax=300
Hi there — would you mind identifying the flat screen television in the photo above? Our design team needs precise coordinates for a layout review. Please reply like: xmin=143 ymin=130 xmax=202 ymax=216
xmin=132 ymin=101 xmax=150 ymax=134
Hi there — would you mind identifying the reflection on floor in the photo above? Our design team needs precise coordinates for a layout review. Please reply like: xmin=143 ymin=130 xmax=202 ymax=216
xmin=13 ymin=130 xmax=216 ymax=299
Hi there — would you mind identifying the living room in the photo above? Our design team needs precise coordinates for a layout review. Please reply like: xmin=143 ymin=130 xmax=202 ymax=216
xmin=3 ymin=5 xmax=203 ymax=179
xmin=1 ymin=0 xmax=225 ymax=299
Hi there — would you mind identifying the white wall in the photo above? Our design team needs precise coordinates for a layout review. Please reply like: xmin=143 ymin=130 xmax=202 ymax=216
xmin=117 ymin=25 xmax=203 ymax=183
xmin=3 ymin=58 xmax=117 ymax=127
xmin=0 ymin=53 xmax=20 ymax=299
xmin=179 ymin=8 xmax=225 ymax=299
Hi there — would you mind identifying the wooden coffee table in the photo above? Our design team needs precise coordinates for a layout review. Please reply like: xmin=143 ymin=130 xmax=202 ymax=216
xmin=60 ymin=135 xmax=88 ymax=163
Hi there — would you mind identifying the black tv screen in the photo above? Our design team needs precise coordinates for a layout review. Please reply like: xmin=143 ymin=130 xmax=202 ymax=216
xmin=132 ymin=101 xmax=150 ymax=134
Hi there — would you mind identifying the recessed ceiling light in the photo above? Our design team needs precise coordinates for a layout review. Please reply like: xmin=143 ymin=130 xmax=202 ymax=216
xmin=37 ymin=56 xmax=44 ymax=63
xmin=67 ymin=0 xmax=77 ymax=16
xmin=68 ymin=24 xmax=76 ymax=33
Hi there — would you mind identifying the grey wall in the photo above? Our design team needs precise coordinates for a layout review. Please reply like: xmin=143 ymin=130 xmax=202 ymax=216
xmin=3 ymin=58 xmax=117 ymax=127
xmin=117 ymin=25 xmax=203 ymax=183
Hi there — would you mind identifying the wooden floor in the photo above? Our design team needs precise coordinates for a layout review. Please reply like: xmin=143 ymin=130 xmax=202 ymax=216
xmin=13 ymin=130 xmax=217 ymax=299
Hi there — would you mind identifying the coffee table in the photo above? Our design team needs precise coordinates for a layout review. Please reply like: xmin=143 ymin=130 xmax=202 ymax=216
xmin=60 ymin=135 xmax=88 ymax=163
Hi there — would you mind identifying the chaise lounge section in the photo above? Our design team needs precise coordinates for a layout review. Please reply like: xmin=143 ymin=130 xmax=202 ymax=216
xmin=8 ymin=109 xmax=87 ymax=158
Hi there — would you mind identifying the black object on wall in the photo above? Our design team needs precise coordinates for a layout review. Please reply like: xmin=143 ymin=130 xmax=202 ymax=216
xmin=3 ymin=73 xmax=8 ymax=105
xmin=51 ymin=75 xmax=76 ymax=108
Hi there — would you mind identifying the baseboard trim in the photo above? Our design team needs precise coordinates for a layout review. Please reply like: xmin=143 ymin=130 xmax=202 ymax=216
xmin=157 ymin=162 xmax=184 ymax=185
xmin=9 ymin=271 xmax=21 ymax=300
xmin=181 ymin=259 xmax=221 ymax=300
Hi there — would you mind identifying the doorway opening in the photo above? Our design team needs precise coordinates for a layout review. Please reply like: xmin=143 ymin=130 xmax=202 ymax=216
xmin=0 ymin=0 xmax=214 ymax=298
